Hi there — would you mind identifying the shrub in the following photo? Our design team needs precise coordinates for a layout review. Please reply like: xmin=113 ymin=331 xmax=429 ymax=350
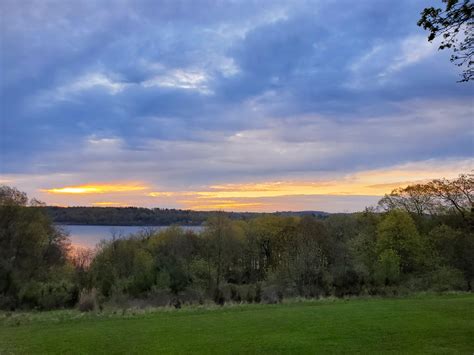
xmin=178 ymin=289 xmax=205 ymax=305
xmin=147 ymin=287 xmax=173 ymax=307
xmin=254 ymin=283 xmax=262 ymax=303
xmin=78 ymin=288 xmax=99 ymax=312
xmin=245 ymin=289 xmax=254 ymax=303
xmin=261 ymin=285 xmax=283 ymax=304
xmin=39 ymin=281 xmax=76 ymax=310
xmin=429 ymin=266 xmax=467 ymax=292
xmin=17 ymin=280 xmax=76 ymax=310
xmin=214 ymin=288 xmax=225 ymax=305
xmin=230 ymin=285 xmax=241 ymax=302
xmin=0 ymin=295 xmax=15 ymax=310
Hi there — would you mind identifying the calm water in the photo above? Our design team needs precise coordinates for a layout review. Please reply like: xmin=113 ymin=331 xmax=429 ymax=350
xmin=58 ymin=224 xmax=204 ymax=248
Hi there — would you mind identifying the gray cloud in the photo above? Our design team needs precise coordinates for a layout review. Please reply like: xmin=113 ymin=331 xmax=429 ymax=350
xmin=1 ymin=0 xmax=472 ymax=210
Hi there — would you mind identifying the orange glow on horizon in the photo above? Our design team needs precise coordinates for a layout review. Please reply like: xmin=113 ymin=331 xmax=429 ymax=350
xmin=42 ymin=183 xmax=148 ymax=194
xmin=30 ymin=161 xmax=471 ymax=212
xmin=194 ymin=180 xmax=411 ymax=199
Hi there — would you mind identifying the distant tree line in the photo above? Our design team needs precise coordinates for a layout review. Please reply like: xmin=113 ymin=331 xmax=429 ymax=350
xmin=0 ymin=173 xmax=472 ymax=311
xmin=41 ymin=206 xmax=328 ymax=226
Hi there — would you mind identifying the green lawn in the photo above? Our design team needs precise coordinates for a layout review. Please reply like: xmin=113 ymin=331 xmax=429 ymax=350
xmin=1 ymin=294 xmax=473 ymax=354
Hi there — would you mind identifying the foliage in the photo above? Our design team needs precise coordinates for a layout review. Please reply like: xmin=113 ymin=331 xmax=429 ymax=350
xmin=376 ymin=210 xmax=425 ymax=273
xmin=374 ymin=249 xmax=401 ymax=286
xmin=418 ymin=0 xmax=474 ymax=82
xmin=0 ymin=186 xmax=28 ymax=206
xmin=78 ymin=288 xmax=99 ymax=312
xmin=379 ymin=173 xmax=473 ymax=221
xmin=40 ymin=206 xmax=325 ymax=226
xmin=39 ymin=206 xmax=328 ymax=226
xmin=0 ymin=186 xmax=75 ymax=310
xmin=1 ymin=173 xmax=472 ymax=310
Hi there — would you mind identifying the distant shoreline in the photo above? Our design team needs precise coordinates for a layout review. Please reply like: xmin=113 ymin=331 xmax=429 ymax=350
xmin=54 ymin=222 xmax=204 ymax=227
xmin=41 ymin=206 xmax=330 ymax=226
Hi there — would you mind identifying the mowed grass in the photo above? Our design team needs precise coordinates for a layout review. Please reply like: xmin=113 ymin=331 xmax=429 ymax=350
xmin=1 ymin=294 xmax=473 ymax=354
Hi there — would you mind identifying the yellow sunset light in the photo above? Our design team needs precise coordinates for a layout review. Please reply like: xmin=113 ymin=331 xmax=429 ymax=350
xmin=42 ymin=183 xmax=148 ymax=194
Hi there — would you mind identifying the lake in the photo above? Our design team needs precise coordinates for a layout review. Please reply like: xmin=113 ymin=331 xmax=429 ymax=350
xmin=58 ymin=224 xmax=204 ymax=249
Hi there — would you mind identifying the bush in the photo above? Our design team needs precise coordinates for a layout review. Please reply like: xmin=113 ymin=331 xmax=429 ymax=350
xmin=0 ymin=295 xmax=15 ymax=310
xmin=146 ymin=287 xmax=173 ymax=307
xmin=229 ymin=285 xmax=242 ymax=302
xmin=245 ymin=288 xmax=254 ymax=303
xmin=17 ymin=280 xmax=76 ymax=310
xmin=214 ymin=288 xmax=225 ymax=305
xmin=39 ymin=281 xmax=76 ymax=310
xmin=254 ymin=283 xmax=262 ymax=303
xmin=261 ymin=285 xmax=283 ymax=304
xmin=78 ymin=289 xmax=99 ymax=312
xmin=178 ymin=289 xmax=205 ymax=305
xmin=428 ymin=266 xmax=467 ymax=292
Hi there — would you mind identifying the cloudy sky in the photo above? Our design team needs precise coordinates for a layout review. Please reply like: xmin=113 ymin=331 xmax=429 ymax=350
xmin=0 ymin=0 xmax=472 ymax=212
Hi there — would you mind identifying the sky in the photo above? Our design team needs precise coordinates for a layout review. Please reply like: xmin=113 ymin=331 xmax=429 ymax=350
xmin=0 ymin=0 xmax=473 ymax=212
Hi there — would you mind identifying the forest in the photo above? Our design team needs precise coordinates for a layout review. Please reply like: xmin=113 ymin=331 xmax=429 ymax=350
xmin=41 ymin=206 xmax=328 ymax=226
xmin=0 ymin=173 xmax=472 ymax=311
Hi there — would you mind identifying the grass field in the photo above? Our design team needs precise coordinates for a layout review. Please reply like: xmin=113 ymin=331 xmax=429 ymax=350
xmin=1 ymin=294 xmax=473 ymax=354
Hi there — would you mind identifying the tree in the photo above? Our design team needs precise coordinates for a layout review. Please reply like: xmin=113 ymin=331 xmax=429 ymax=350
xmin=289 ymin=217 xmax=332 ymax=297
xmin=379 ymin=173 xmax=473 ymax=224
xmin=376 ymin=210 xmax=426 ymax=273
xmin=0 ymin=186 xmax=28 ymax=206
xmin=245 ymin=215 xmax=298 ymax=282
xmin=429 ymin=224 xmax=474 ymax=289
xmin=418 ymin=0 xmax=474 ymax=82
xmin=378 ymin=184 xmax=435 ymax=216
xmin=71 ymin=247 xmax=95 ymax=290
xmin=0 ymin=186 xmax=73 ymax=309
xmin=147 ymin=227 xmax=199 ymax=298
xmin=325 ymin=214 xmax=360 ymax=296
xmin=427 ymin=174 xmax=473 ymax=221
xmin=350 ymin=209 xmax=381 ymax=286
xmin=203 ymin=213 xmax=244 ymax=302
xmin=374 ymin=249 xmax=401 ymax=286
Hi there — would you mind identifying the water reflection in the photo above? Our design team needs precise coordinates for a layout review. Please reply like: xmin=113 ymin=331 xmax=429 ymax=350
xmin=58 ymin=225 xmax=204 ymax=249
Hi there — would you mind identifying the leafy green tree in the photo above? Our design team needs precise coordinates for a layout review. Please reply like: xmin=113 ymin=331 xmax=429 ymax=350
xmin=376 ymin=210 xmax=426 ymax=273
xmin=287 ymin=217 xmax=332 ymax=297
xmin=245 ymin=215 xmax=298 ymax=283
xmin=325 ymin=214 xmax=361 ymax=295
xmin=375 ymin=249 xmax=401 ymax=286
xmin=429 ymin=224 xmax=474 ymax=289
xmin=350 ymin=209 xmax=381 ymax=287
xmin=146 ymin=227 xmax=200 ymax=297
xmin=0 ymin=186 xmax=72 ymax=309
xmin=203 ymin=213 xmax=244 ymax=301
